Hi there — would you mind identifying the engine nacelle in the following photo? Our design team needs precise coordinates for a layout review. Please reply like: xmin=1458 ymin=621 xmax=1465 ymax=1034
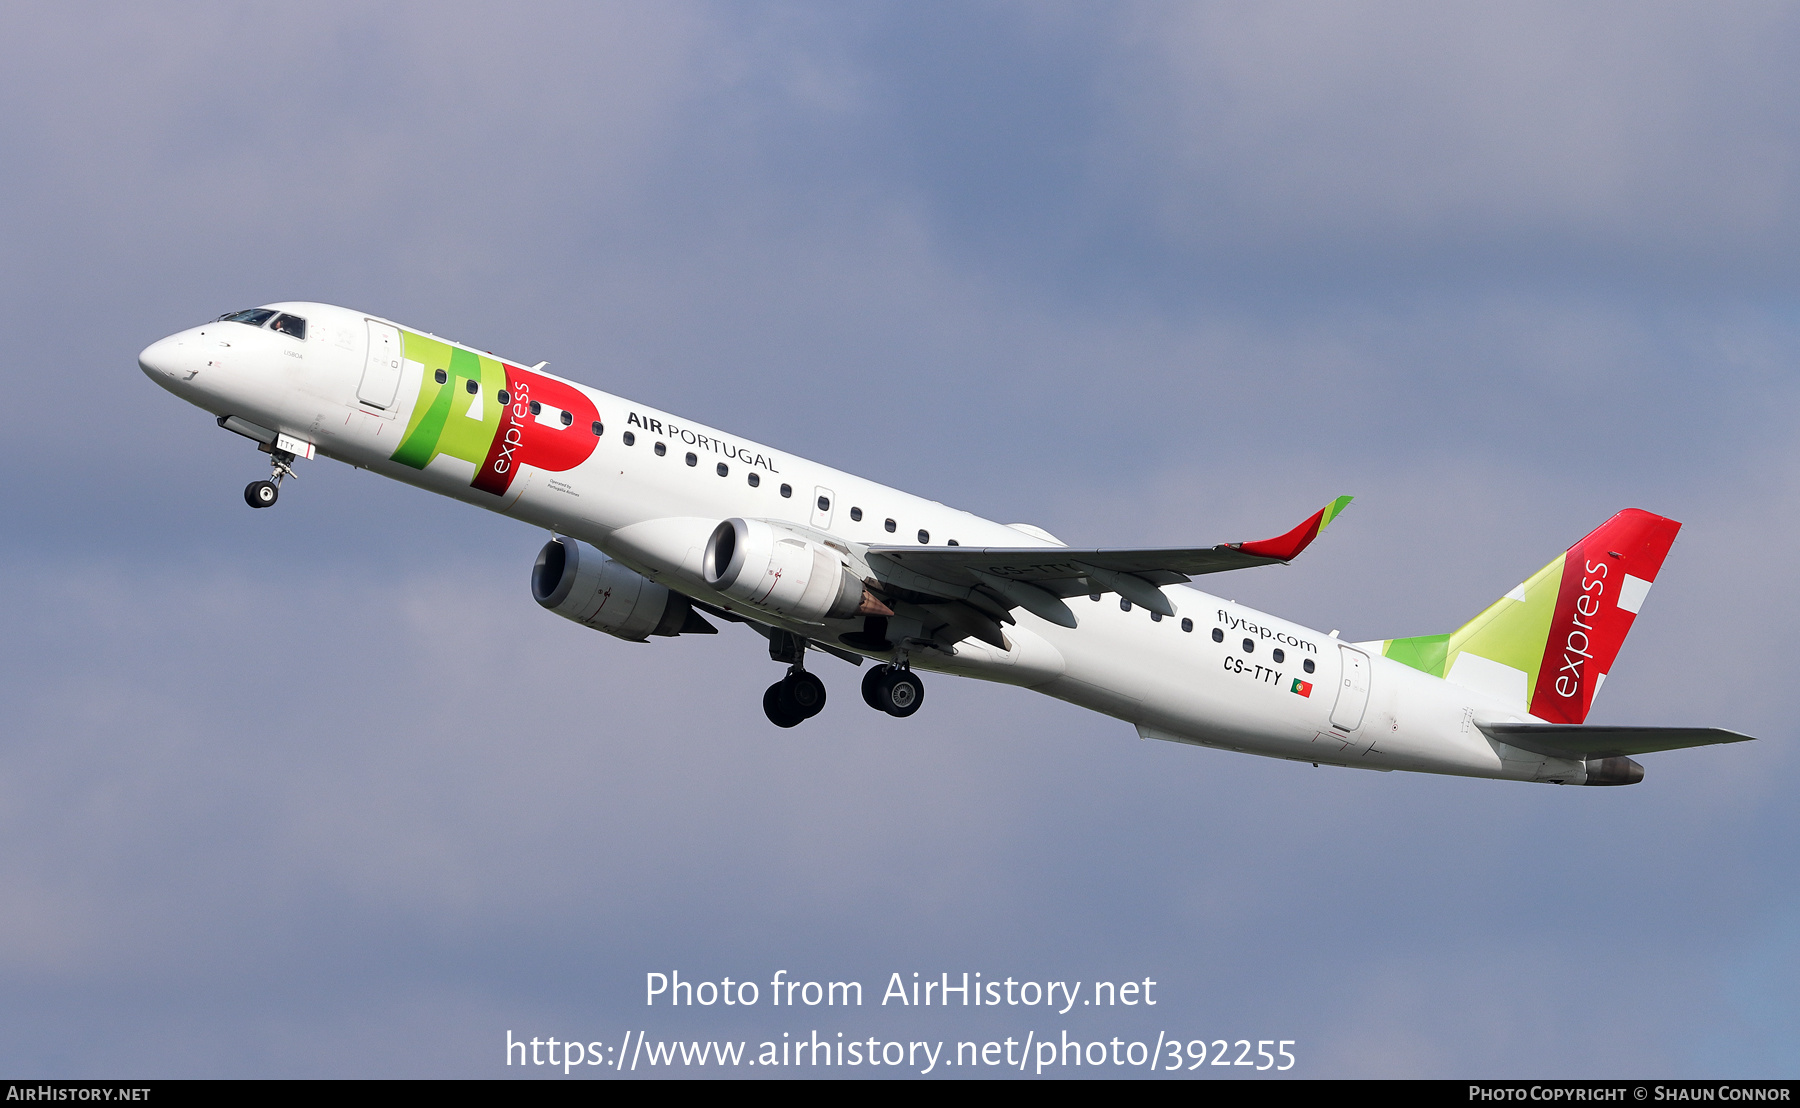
xmin=703 ymin=518 xmax=867 ymax=624
xmin=531 ymin=537 xmax=708 ymax=641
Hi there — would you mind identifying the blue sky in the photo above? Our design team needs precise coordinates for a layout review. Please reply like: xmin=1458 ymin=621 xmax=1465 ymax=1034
xmin=1 ymin=2 xmax=1796 ymax=1077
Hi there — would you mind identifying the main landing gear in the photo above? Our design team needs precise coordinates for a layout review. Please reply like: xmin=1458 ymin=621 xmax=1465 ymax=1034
xmin=764 ymin=662 xmax=926 ymax=726
xmin=760 ymin=629 xmax=926 ymax=728
xmin=762 ymin=628 xmax=828 ymax=728
xmin=862 ymin=664 xmax=924 ymax=717
xmin=244 ymin=445 xmax=298 ymax=509
xmin=763 ymin=667 xmax=827 ymax=729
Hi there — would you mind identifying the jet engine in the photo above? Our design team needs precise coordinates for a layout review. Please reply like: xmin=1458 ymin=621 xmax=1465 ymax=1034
xmin=531 ymin=537 xmax=713 ymax=641
xmin=703 ymin=517 xmax=874 ymax=624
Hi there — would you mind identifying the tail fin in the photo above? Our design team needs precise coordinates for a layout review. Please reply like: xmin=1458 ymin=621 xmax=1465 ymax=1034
xmin=1381 ymin=509 xmax=1681 ymax=723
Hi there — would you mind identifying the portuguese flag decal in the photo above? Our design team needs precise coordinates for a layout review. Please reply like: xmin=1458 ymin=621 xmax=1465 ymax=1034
xmin=1291 ymin=678 xmax=1313 ymax=697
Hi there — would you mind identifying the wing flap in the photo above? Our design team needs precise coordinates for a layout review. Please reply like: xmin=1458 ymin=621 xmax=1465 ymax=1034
xmin=1477 ymin=722 xmax=1757 ymax=760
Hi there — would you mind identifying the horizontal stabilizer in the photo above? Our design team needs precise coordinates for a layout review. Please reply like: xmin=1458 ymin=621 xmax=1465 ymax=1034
xmin=1477 ymin=721 xmax=1756 ymax=760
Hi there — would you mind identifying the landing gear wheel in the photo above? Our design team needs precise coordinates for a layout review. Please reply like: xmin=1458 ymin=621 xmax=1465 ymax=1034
xmin=861 ymin=665 xmax=888 ymax=710
xmin=763 ymin=683 xmax=804 ymax=728
xmin=780 ymin=670 xmax=827 ymax=719
xmin=244 ymin=445 xmax=297 ymax=509
xmin=866 ymin=666 xmax=925 ymax=717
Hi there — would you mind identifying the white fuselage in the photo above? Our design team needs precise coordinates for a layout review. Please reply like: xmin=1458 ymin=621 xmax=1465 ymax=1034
xmin=139 ymin=302 xmax=1579 ymax=784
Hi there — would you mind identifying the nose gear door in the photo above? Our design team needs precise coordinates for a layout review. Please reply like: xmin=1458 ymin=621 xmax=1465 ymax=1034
xmin=357 ymin=320 xmax=403 ymax=410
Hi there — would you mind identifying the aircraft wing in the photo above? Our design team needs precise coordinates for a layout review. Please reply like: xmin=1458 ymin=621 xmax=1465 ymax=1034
xmin=863 ymin=496 xmax=1352 ymax=628
xmin=1477 ymin=722 xmax=1758 ymax=760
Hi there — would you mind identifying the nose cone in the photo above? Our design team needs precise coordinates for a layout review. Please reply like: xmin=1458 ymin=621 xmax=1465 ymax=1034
xmin=138 ymin=331 xmax=211 ymax=395
xmin=138 ymin=334 xmax=184 ymax=379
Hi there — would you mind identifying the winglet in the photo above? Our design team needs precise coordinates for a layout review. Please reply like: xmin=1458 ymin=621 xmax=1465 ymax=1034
xmin=1233 ymin=495 xmax=1354 ymax=561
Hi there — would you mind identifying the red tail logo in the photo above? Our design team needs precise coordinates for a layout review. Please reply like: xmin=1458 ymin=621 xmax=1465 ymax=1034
xmin=1528 ymin=509 xmax=1680 ymax=724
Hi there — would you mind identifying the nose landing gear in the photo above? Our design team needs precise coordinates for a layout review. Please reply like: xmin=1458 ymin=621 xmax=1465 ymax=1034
xmin=861 ymin=664 xmax=924 ymax=717
xmin=243 ymin=446 xmax=297 ymax=509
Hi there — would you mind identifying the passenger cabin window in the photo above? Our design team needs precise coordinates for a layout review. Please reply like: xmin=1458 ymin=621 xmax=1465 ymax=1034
xmin=654 ymin=442 xmax=666 ymax=456
xmin=818 ymin=496 xmax=831 ymax=512
xmin=1272 ymin=648 xmax=1285 ymax=663
xmin=498 ymin=390 xmax=510 ymax=404
xmin=884 ymin=519 xmax=896 ymax=533
xmin=559 ymin=411 xmax=572 ymax=426
xmin=1181 ymin=618 xmax=1193 ymax=632
xmin=1211 ymin=628 xmax=1224 ymax=642
xmin=528 ymin=400 xmax=541 ymax=414
xmin=623 ymin=431 xmax=635 ymax=446
xmin=850 ymin=507 xmax=863 ymax=522
xmin=1242 ymin=638 xmax=1255 ymax=653
xmin=217 ymin=308 xmax=275 ymax=327
xmin=1151 ymin=612 xmax=1163 ymax=622
xmin=1303 ymin=658 xmax=1315 ymax=674
xmin=467 ymin=379 xmax=479 ymax=395
xmin=716 ymin=463 xmax=728 ymax=476
xmin=917 ymin=529 xmax=929 ymax=544
xmin=748 ymin=473 xmax=760 ymax=487
xmin=269 ymin=314 xmax=306 ymax=339
xmin=947 ymin=539 xmax=959 ymax=546
xmin=686 ymin=452 xmax=697 ymax=466
xmin=1120 ymin=598 xmax=1132 ymax=611
xmin=434 ymin=369 xmax=447 ymax=384
xmin=780 ymin=484 xmax=792 ymax=498
xmin=592 ymin=421 xmax=604 ymax=436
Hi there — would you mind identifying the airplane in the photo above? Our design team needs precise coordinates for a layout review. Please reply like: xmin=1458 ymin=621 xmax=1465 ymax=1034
xmin=138 ymin=302 xmax=1755 ymax=786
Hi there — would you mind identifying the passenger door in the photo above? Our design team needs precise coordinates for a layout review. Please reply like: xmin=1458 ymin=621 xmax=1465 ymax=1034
xmin=357 ymin=320 xmax=403 ymax=410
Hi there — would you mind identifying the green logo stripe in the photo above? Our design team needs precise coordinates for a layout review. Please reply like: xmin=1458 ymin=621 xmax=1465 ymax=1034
xmin=1317 ymin=494 xmax=1354 ymax=533
xmin=391 ymin=333 xmax=506 ymax=472
xmin=1447 ymin=554 xmax=1563 ymax=700
xmin=1382 ymin=632 xmax=1450 ymax=677
xmin=1383 ymin=552 xmax=1566 ymax=700
xmin=392 ymin=375 xmax=454 ymax=469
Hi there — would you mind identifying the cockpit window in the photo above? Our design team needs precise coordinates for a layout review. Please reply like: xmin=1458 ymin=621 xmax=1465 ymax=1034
xmin=269 ymin=313 xmax=307 ymax=340
xmin=217 ymin=308 xmax=275 ymax=327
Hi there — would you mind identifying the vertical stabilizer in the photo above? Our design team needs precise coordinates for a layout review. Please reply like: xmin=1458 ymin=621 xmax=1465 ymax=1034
xmin=1381 ymin=510 xmax=1681 ymax=723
